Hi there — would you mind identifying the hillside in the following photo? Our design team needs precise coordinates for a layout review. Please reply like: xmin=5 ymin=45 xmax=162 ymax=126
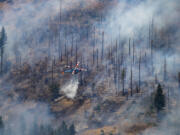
xmin=0 ymin=0 xmax=180 ymax=135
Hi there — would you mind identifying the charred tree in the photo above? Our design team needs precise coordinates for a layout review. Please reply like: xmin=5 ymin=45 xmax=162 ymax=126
xmin=163 ymin=57 xmax=167 ymax=81
xmin=138 ymin=51 xmax=141 ymax=93
xmin=130 ymin=62 xmax=133 ymax=96
xmin=178 ymin=72 xmax=180 ymax=89
xmin=150 ymin=19 xmax=154 ymax=73
xmin=96 ymin=49 xmax=99 ymax=70
xmin=71 ymin=33 xmax=74 ymax=57
xmin=101 ymin=31 xmax=104 ymax=62
xmin=133 ymin=40 xmax=135 ymax=64
xmin=58 ymin=0 xmax=62 ymax=60
xmin=75 ymin=40 xmax=78 ymax=65
xmin=129 ymin=38 xmax=131 ymax=56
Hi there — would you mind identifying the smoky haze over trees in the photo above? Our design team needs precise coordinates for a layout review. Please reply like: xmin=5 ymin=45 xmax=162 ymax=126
xmin=0 ymin=0 xmax=179 ymax=134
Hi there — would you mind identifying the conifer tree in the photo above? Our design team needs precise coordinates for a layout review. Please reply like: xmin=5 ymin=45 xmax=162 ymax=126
xmin=68 ymin=124 xmax=76 ymax=135
xmin=100 ymin=130 xmax=105 ymax=135
xmin=121 ymin=68 xmax=126 ymax=96
xmin=0 ymin=116 xmax=4 ymax=135
xmin=0 ymin=116 xmax=4 ymax=129
xmin=0 ymin=27 xmax=7 ymax=73
xmin=154 ymin=84 xmax=166 ymax=112
xmin=60 ymin=121 xmax=68 ymax=135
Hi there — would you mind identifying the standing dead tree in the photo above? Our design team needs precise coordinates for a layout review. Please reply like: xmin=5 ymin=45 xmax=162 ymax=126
xmin=130 ymin=61 xmax=133 ymax=96
xmin=163 ymin=57 xmax=167 ymax=81
xmin=178 ymin=72 xmax=180 ymax=89
xmin=93 ymin=26 xmax=96 ymax=65
xmin=129 ymin=38 xmax=131 ymax=56
xmin=75 ymin=39 xmax=78 ymax=65
xmin=133 ymin=39 xmax=135 ymax=64
xmin=96 ymin=49 xmax=99 ymax=70
xmin=101 ymin=31 xmax=104 ymax=62
xmin=138 ymin=51 xmax=141 ymax=93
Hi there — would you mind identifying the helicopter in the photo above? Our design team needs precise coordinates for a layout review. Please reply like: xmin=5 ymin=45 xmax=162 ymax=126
xmin=62 ymin=62 xmax=87 ymax=75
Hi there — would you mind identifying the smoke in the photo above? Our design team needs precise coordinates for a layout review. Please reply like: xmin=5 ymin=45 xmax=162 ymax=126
xmin=0 ymin=83 xmax=54 ymax=135
xmin=143 ymin=97 xmax=180 ymax=135
xmin=102 ymin=0 xmax=180 ymax=40
xmin=61 ymin=77 xmax=79 ymax=99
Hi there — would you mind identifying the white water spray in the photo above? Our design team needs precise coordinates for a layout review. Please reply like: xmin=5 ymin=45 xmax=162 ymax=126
xmin=61 ymin=78 xmax=79 ymax=99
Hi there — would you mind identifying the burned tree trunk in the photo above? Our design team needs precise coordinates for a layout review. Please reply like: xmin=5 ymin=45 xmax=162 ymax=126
xmin=133 ymin=40 xmax=135 ymax=64
xmin=71 ymin=33 xmax=74 ymax=57
xmin=51 ymin=59 xmax=55 ymax=85
xmin=96 ymin=49 xmax=99 ymax=70
xmin=138 ymin=51 xmax=141 ymax=93
xmin=58 ymin=0 xmax=62 ymax=60
xmin=129 ymin=38 xmax=131 ymax=56
xmin=93 ymin=46 xmax=95 ymax=65
xmin=75 ymin=40 xmax=78 ymax=64
xmin=164 ymin=57 xmax=167 ymax=81
xmin=178 ymin=72 xmax=180 ymax=89
xmin=101 ymin=31 xmax=104 ymax=62
xmin=130 ymin=62 xmax=133 ymax=96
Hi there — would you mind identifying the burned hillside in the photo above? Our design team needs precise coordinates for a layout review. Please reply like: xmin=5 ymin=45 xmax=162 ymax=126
xmin=0 ymin=0 xmax=180 ymax=135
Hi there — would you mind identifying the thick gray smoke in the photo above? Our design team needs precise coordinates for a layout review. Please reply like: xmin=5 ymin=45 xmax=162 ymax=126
xmin=102 ymin=0 xmax=179 ymax=40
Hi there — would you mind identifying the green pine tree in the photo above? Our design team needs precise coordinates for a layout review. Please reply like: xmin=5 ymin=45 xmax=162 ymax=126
xmin=0 ymin=27 xmax=7 ymax=73
xmin=60 ymin=121 xmax=68 ymax=135
xmin=0 ymin=116 xmax=4 ymax=134
xmin=100 ymin=129 xmax=105 ymax=135
xmin=121 ymin=68 xmax=126 ymax=95
xmin=0 ymin=116 xmax=3 ymax=129
xmin=68 ymin=124 xmax=76 ymax=135
xmin=154 ymin=84 xmax=166 ymax=112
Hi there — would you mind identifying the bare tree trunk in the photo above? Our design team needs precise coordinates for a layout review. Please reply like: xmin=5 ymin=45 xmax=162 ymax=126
xmin=71 ymin=33 xmax=74 ymax=57
xmin=150 ymin=19 xmax=154 ymax=73
xmin=178 ymin=72 xmax=180 ymax=89
xmin=58 ymin=0 xmax=62 ymax=60
xmin=138 ymin=51 xmax=141 ymax=93
xmin=48 ymin=19 xmax=51 ymax=59
xmin=129 ymin=38 xmax=131 ymax=56
xmin=96 ymin=49 xmax=99 ymax=70
xmin=101 ymin=31 xmax=104 ymax=62
xmin=87 ymin=24 xmax=89 ymax=40
xmin=0 ymin=49 xmax=3 ymax=73
xmin=164 ymin=57 xmax=167 ymax=81
xmin=76 ymin=39 xmax=78 ymax=64
xmin=93 ymin=46 xmax=95 ymax=65
xmin=122 ymin=78 xmax=125 ymax=96
xmin=133 ymin=40 xmax=135 ymax=64
xmin=66 ymin=52 xmax=69 ymax=66
xmin=51 ymin=59 xmax=54 ymax=85
xmin=130 ymin=62 xmax=133 ymax=96
xmin=80 ymin=56 xmax=83 ymax=86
